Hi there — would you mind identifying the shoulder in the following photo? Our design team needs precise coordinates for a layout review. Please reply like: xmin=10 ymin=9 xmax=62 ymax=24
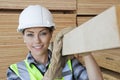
xmin=7 ymin=66 xmax=21 ymax=80
xmin=8 ymin=60 xmax=25 ymax=74
xmin=10 ymin=60 xmax=25 ymax=68
xmin=71 ymin=58 xmax=88 ymax=80
xmin=71 ymin=58 xmax=83 ymax=67
xmin=7 ymin=61 xmax=25 ymax=79
xmin=71 ymin=58 xmax=86 ymax=71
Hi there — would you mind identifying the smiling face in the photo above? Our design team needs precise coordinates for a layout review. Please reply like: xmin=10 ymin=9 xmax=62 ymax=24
xmin=23 ymin=27 xmax=52 ymax=57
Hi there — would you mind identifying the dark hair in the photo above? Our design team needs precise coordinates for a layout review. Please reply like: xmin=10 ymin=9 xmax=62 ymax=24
xmin=22 ymin=29 xmax=25 ymax=35
xmin=47 ymin=26 xmax=55 ymax=32
xmin=22 ymin=26 xmax=55 ymax=35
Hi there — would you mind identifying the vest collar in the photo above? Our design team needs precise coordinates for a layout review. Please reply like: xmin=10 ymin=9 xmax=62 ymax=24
xmin=26 ymin=49 xmax=52 ymax=68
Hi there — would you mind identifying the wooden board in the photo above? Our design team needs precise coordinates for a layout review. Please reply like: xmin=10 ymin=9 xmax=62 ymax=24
xmin=62 ymin=6 xmax=120 ymax=55
xmin=0 ymin=0 xmax=76 ymax=10
xmin=77 ymin=16 xmax=94 ymax=26
xmin=0 ymin=45 xmax=27 ymax=80
xmin=93 ymin=48 xmax=120 ymax=73
xmin=77 ymin=0 xmax=119 ymax=4
xmin=102 ymin=68 xmax=120 ymax=80
xmin=77 ymin=0 xmax=119 ymax=15
xmin=52 ymin=14 xmax=76 ymax=41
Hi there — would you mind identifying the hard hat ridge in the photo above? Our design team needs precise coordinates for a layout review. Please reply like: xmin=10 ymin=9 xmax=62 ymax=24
xmin=17 ymin=5 xmax=55 ymax=32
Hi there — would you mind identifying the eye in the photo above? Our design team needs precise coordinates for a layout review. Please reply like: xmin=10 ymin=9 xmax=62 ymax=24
xmin=40 ymin=32 xmax=47 ymax=36
xmin=26 ymin=33 xmax=34 ymax=37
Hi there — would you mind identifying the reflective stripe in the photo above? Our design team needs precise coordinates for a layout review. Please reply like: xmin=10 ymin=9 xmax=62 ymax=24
xmin=24 ymin=59 xmax=43 ymax=80
xmin=17 ymin=61 xmax=30 ymax=80
xmin=62 ymin=70 xmax=72 ymax=77
xmin=67 ymin=60 xmax=72 ymax=71
xmin=10 ymin=64 xmax=19 ymax=77
xmin=62 ymin=59 xmax=72 ymax=80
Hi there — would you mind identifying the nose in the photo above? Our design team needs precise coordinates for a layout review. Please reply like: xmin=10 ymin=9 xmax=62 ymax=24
xmin=34 ymin=35 xmax=41 ymax=43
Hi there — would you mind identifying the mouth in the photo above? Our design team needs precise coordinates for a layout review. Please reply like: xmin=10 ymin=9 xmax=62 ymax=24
xmin=32 ymin=45 xmax=44 ymax=50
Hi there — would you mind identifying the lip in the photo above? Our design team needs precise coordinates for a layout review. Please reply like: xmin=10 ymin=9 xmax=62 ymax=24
xmin=32 ymin=45 xmax=44 ymax=51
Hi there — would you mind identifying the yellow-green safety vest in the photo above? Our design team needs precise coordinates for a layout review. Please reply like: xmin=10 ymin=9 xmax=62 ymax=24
xmin=10 ymin=59 xmax=72 ymax=80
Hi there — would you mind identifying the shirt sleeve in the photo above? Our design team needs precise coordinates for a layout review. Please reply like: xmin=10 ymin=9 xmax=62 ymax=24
xmin=7 ymin=67 xmax=21 ymax=80
xmin=72 ymin=58 xmax=89 ymax=80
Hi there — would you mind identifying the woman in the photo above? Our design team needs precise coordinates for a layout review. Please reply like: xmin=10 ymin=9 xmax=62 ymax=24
xmin=7 ymin=5 xmax=103 ymax=80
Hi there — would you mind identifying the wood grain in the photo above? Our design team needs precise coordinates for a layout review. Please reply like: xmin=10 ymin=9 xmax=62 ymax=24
xmin=93 ymin=48 xmax=120 ymax=73
xmin=77 ymin=16 xmax=94 ymax=26
xmin=63 ymin=6 xmax=120 ymax=55
xmin=102 ymin=68 xmax=120 ymax=80
xmin=0 ymin=0 xmax=76 ymax=10
xmin=77 ymin=0 xmax=119 ymax=15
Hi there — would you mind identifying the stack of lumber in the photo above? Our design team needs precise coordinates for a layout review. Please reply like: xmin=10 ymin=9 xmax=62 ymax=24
xmin=0 ymin=0 xmax=76 ymax=79
xmin=0 ymin=0 xmax=76 ymax=10
xmin=77 ymin=0 xmax=119 ymax=15
xmin=93 ymin=49 xmax=120 ymax=73
xmin=102 ymin=68 xmax=120 ymax=80
xmin=93 ymin=49 xmax=120 ymax=80
xmin=77 ymin=15 xmax=120 ymax=80
xmin=77 ymin=16 xmax=93 ymax=25
xmin=77 ymin=1 xmax=120 ymax=79
xmin=52 ymin=14 xmax=76 ymax=41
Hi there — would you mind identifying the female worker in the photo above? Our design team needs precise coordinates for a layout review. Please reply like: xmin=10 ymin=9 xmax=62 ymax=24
xmin=7 ymin=5 xmax=103 ymax=80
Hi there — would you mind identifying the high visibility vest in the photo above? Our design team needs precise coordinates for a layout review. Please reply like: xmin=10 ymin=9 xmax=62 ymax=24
xmin=10 ymin=59 xmax=72 ymax=80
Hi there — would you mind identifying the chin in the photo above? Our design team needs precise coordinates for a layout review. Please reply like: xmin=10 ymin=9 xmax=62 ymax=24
xmin=32 ymin=50 xmax=46 ymax=56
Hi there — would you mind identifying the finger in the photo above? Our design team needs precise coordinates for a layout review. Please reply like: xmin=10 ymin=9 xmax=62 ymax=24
xmin=78 ymin=52 xmax=91 ymax=57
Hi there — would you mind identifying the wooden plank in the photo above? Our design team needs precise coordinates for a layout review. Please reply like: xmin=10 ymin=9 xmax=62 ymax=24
xmin=52 ymin=14 xmax=76 ymax=40
xmin=0 ymin=0 xmax=76 ymax=10
xmin=77 ymin=4 xmax=114 ymax=15
xmin=77 ymin=16 xmax=94 ymax=26
xmin=0 ymin=45 xmax=27 ymax=79
xmin=0 ymin=36 xmax=23 ymax=45
xmin=78 ymin=0 xmax=118 ymax=4
xmin=62 ymin=6 xmax=120 ymax=55
xmin=0 ymin=32 xmax=21 ymax=36
xmin=102 ymin=68 xmax=120 ymax=80
xmin=0 ymin=13 xmax=19 ymax=36
xmin=77 ymin=0 xmax=119 ymax=15
xmin=0 ymin=45 xmax=28 ymax=54
xmin=93 ymin=48 xmax=120 ymax=73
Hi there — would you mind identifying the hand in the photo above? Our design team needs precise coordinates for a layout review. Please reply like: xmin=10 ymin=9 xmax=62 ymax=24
xmin=74 ymin=52 xmax=91 ymax=64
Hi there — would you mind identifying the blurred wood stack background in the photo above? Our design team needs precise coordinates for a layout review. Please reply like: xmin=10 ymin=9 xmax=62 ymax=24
xmin=0 ymin=0 xmax=120 ymax=80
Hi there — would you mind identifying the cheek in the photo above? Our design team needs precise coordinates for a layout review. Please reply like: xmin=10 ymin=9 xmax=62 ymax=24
xmin=42 ymin=36 xmax=51 ymax=46
xmin=25 ymin=42 xmax=33 ymax=50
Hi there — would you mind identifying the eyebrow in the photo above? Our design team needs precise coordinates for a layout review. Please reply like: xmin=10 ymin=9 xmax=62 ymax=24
xmin=26 ymin=28 xmax=48 ymax=33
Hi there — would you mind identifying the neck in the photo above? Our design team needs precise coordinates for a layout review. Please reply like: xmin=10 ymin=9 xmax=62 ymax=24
xmin=32 ymin=51 xmax=48 ymax=65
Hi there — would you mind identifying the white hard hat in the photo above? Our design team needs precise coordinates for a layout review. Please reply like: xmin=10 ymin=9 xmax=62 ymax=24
xmin=17 ymin=5 xmax=55 ymax=32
